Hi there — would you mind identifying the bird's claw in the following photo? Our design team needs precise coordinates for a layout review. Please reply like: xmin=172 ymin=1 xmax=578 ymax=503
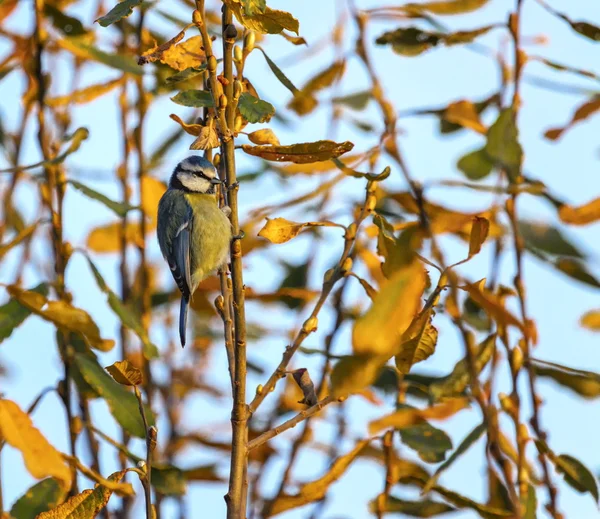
xmin=227 ymin=181 xmax=240 ymax=192
xmin=231 ymin=230 xmax=245 ymax=241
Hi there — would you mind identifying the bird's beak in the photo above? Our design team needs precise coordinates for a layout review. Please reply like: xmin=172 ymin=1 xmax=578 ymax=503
xmin=210 ymin=177 xmax=223 ymax=185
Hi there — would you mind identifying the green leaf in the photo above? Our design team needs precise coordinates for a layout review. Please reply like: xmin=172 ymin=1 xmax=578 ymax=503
xmin=242 ymin=0 xmax=266 ymax=16
xmin=170 ymin=89 xmax=215 ymax=108
xmin=10 ymin=478 xmax=66 ymax=519
xmin=43 ymin=5 xmax=88 ymax=36
xmin=401 ymin=0 xmax=489 ymax=15
xmin=73 ymin=354 xmax=154 ymax=438
xmin=84 ymin=256 xmax=159 ymax=359
xmin=257 ymin=48 xmax=299 ymax=95
xmin=457 ymin=147 xmax=494 ymax=180
xmin=330 ymin=354 xmax=388 ymax=397
xmin=485 ymin=108 xmax=522 ymax=182
xmin=518 ymin=221 xmax=584 ymax=258
xmin=242 ymin=140 xmax=354 ymax=164
xmin=152 ymin=466 xmax=186 ymax=496
xmin=542 ymin=4 xmax=600 ymax=42
xmin=238 ymin=92 xmax=275 ymax=123
xmin=429 ymin=334 xmax=496 ymax=401
xmin=432 ymin=485 xmax=513 ymax=518
xmin=530 ymin=358 xmax=600 ymax=399
xmin=423 ymin=422 xmax=486 ymax=493
xmin=96 ymin=0 xmax=143 ymax=27
xmin=68 ymin=180 xmax=138 ymax=217
xmin=0 ymin=284 xmax=49 ymax=344
xmin=522 ymin=484 xmax=537 ymax=519
xmin=396 ymin=409 xmax=452 ymax=463
xmin=556 ymin=455 xmax=598 ymax=502
xmin=59 ymin=38 xmax=142 ymax=75
xmin=332 ymin=90 xmax=372 ymax=110
xmin=370 ymin=496 xmax=456 ymax=516
xmin=165 ymin=64 xmax=208 ymax=84
xmin=554 ymin=257 xmax=600 ymax=289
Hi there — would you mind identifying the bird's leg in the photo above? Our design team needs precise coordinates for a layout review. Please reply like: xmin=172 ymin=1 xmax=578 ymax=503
xmin=227 ymin=181 xmax=239 ymax=192
xmin=231 ymin=229 xmax=245 ymax=241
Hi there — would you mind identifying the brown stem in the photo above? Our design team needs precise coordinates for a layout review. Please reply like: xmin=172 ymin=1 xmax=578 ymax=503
xmin=135 ymin=386 xmax=153 ymax=519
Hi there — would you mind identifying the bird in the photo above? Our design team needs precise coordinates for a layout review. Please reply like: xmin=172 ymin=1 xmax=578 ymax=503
xmin=157 ymin=155 xmax=232 ymax=346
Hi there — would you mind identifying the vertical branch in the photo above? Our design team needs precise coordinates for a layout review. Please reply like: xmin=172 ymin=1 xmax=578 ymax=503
xmin=32 ymin=0 xmax=78 ymax=494
xmin=376 ymin=430 xmax=394 ymax=519
xmin=135 ymin=386 xmax=154 ymax=519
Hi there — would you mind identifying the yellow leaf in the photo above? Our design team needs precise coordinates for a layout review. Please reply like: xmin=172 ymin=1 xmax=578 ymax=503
xmin=139 ymin=31 xmax=206 ymax=71
xmin=267 ymin=440 xmax=369 ymax=516
xmin=395 ymin=311 xmax=438 ymax=374
xmin=229 ymin=2 xmax=299 ymax=35
xmin=142 ymin=176 xmax=167 ymax=226
xmin=581 ymin=310 xmax=600 ymax=331
xmin=46 ymin=78 xmax=123 ymax=107
xmin=169 ymin=114 xmax=202 ymax=136
xmin=330 ymin=354 xmax=387 ymax=398
xmin=105 ymin=360 xmax=143 ymax=386
xmin=444 ymin=100 xmax=486 ymax=134
xmin=353 ymin=261 xmax=426 ymax=357
xmin=87 ymin=221 xmax=143 ymax=253
xmin=37 ymin=470 xmax=129 ymax=518
xmin=0 ymin=399 xmax=72 ymax=490
xmin=6 ymin=286 xmax=115 ymax=351
xmin=468 ymin=216 xmax=490 ymax=257
xmin=368 ymin=398 xmax=468 ymax=435
xmin=559 ymin=197 xmax=600 ymax=226
xmin=257 ymin=217 xmax=340 ymax=244
xmin=248 ymin=128 xmax=280 ymax=146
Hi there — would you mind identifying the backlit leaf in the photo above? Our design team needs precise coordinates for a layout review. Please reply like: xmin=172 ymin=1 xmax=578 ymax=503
xmin=46 ymin=78 xmax=122 ymax=107
xmin=530 ymin=358 xmax=600 ymax=399
xmin=330 ymin=354 xmax=388 ymax=398
xmin=57 ymin=38 xmax=142 ymax=75
xmin=468 ymin=216 xmax=490 ymax=257
xmin=457 ymin=147 xmax=494 ymax=180
xmin=238 ymin=93 xmax=275 ymax=123
xmin=68 ymin=180 xmax=137 ymax=217
xmin=230 ymin=3 xmax=299 ymax=35
xmin=580 ymin=310 xmax=600 ymax=331
xmin=143 ymin=35 xmax=206 ymax=71
xmin=485 ymin=108 xmax=522 ymax=182
xmin=0 ymin=223 xmax=37 ymax=260
xmin=6 ymin=286 xmax=115 ymax=352
xmin=87 ymin=221 xmax=143 ymax=253
xmin=288 ymin=61 xmax=345 ymax=115
xmin=105 ymin=360 xmax=143 ymax=386
xmin=0 ymin=283 xmax=48 ymax=344
xmin=74 ymin=354 xmax=154 ymax=438
xmin=36 ymin=470 xmax=130 ymax=518
xmin=169 ymin=114 xmax=202 ymax=136
xmin=354 ymin=261 xmax=426 ymax=357
xmin=395 ymin=311 xmax=438 ymax=374
xmin=402 ymin=0 xmax=489 ymax=15
xmin=242 ymin=140 xmax=354 ymax=164
xmin=445 ymin=100 xmax=486 ymax=134
xmin=559 ymin=197 xmax=600 ymax=226
xmin=170 ymin=90 xmax=214 ymax=108
xmin=141 ymin=176 xmax=167 ymax=226
xmin=423 ymin=422 xmax=486 ymax=493
xmin=96 ymin=0 xmax=142 ymax=26
xmin=242 ymin=0 xmax=266 ymax=16
xmin=544 ymin=97 xmax=600 ymax=141
xmin=0 ymin=399 xmax=72 ymax=490
xmin=248 ymin=128 xmax=280 ymax=146
xmin=460 ymin=283 xmax=525 ymax=333
xmin=266 ymin=440 xmax=369 ymax=516
xmin=371 ymin=496 xmax=455 ymax=516
xmin=542 ymin=4 xmax=600 ymax=43
xmin=257 ymin=217 xmax=340 ymax=244
xmin=10 ymin=478 xmax=66 ymax=519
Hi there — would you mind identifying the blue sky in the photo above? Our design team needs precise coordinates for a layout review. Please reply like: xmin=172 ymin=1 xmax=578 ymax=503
xmin=1 ymin=0 xmax=600 ymax=517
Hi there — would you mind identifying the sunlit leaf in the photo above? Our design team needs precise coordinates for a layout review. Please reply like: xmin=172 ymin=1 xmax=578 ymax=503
xmin=87 ymin=221 xmax=143 ymax=253
xmin=0 ymin=0 xmax=18 ymax=22
xmin=189 ymin=123 xmax=219 ymax=150
xmin=0 ymin=283 xmax=48 ymax=344
xmin=485 ymin=108 xmax=522 ymax=182
xmin=289 ymin=61 xmax=345 ymax=115
xmin=429 ymin=334 xmax=496 ymax=401
xmin=242 ymin=140 xmax=353 ymax=164
xmin=266 ymin=440 xmax=369 ymax=516
xmin=0 ymin=399 xmax=72 ymax=490
xmin=238 ymin=93 xmax=275 ymax=123
xmin=330 ymin=354 xmax=388 ymax=397
xmin=580 ymin=309 xmax=600 ymax=331
xmin=468 ymin=216 xmax=490 ymax=257
xmin=47 ymin=78 xmax=122 ymax=107
xmin=141 ymin=176 xmax=167 ymax=226
xmin=248 ymin=128 xmax=280 ymax=145
xmin=143 ymin=35 xmax=206 ymax=72
xmin=6 ymin=285 xmax=115 ymax=352
xmin=444 ymin=100 xmax=486 ymax=134
xmin=0 ymin=222 xmax=37 ymax=260
xmin=10 ymin=478 xmax=66 ymax=518
xmin=423 ymin=422 xmax=486 ymax=493
xmin=105 ymin=360 xmax=143 ymax=386
xmin=456 ymin=147 xmax=494 ymax=180
xmin=242 ymin=0 xmax=266 ymax=15
xmin=401 ymin=0 xmax=489 ymax=15
xmin=96 ymin=0 xmax=142 ymax=26
xmin=170 ymin=89 xmax=214 ymax=108
xmin=257 ymin=217 xmax=340 ymax=244
xmin=68 ymin=180 xmax=137 ymax=217
xmin=57 ymin=38 xmax=142 ymax=75
xmin=544 ymin=97 xmax=600 ymax=140
xmin=370 ymin=496 xmax=455 ymax=516
xmin=531 ymin=358 xmax=600 ymax=399
xmin=460 ymin=283 xmax=525 ymax=333
xmin=395 ymin=311 xmax=438 ymax=374
xmin=559 ymin=197 xmax=600 ymax=226
xmin=36 ymin=470 xmax=130 ymax=518
xmin=229 ymin=3 xmax=299 ymax=35
xmin=74 ymin=354 xmax=154 ymax=438
xmin=522 ymin=484 xmax=537 ymax=519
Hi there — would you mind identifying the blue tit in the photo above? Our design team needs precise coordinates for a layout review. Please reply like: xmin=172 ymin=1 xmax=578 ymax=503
xmin=157 ymin=155 xmax=232 ymax=346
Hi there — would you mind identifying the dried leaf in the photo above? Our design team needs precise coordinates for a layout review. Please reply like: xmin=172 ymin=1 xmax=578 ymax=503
xmin=580 ymin=310 xmax=600 ymax=331
xmin=290 ymin=368 xmax=318 ymax=406
xmin=243 ymin=140 xmax=353 ymax=164
xmin=238 ymin=92 xmax=275 ymax=123
xmin=544 ymin=96 xmax=600 ymax=141
xmin=68 ymin=180 xmax=138 ymax=217
xmin=169 ymin=114 xmax=202 ymax=136
xmin=0 ymin=399 xmax=72 ymax=490
xmin=96 ymin=0 xmax=142 ymax=26
xmin=36 ymin=470 xmax=130 ymax=518
xmin=139 ymin=30 xmax=186 ymax=66
xmin=6 ymin=286 xmax=115 ymax=352
xmin=0 ymin=0 xmax=18 ymax=22
xmin=469 ymin=216 xmax=490 ymax=257
xmin=0 ymin=284 xmax=49 ymax=344
xmin=559 ymin=197 xmax=600 ymax=226
xmin=105 ymin=360 xmax=143 ymax=386
xmin=189 ymin=123 xmax=219 ymax=150
xmin=266 ymin=440 xmax=369 ymax=516
xmin=153 ymin=36 xmax=205 ymax=71
xmin=257 ymin=217 xmax=340 ymax=244
xmin=444 ymin=100 xmax=486 ymax=134
xmin=46 ymin=78 xmax=122 ymax=107
xmin=354 ymin=261 xmax=426 ymax=357
xmin=457 ymin=147 xmax=495 ymax=180
xmin=248 ymin=128 xmax=280 ymax=146
xmin=170 ymin=89 xmax=214 ymax=108
xmin=74 ymin=354 xmax=155 ymax=438
xmin=531 ymin=358 xmax=600 ymax=399
xmin=485 ymin=108 xmax=522 ymax=182
xmin=10 ymin=478 xmax=66 ymax=518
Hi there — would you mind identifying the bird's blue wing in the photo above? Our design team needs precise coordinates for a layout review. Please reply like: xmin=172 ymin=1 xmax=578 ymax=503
xmin=173 ymin=218 xmax=192 ymax=301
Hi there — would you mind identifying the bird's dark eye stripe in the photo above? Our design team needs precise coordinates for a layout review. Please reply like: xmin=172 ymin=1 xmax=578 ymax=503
xmin=177 ymin=166 xmax=214 ymax=181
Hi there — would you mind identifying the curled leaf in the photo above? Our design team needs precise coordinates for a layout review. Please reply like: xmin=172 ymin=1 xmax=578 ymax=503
xmin=242 ymin=140 xmax=354 ymax=164
xmin=106 ymin=360 xmax=144 ymax=386
xmin=257 ymin=217 xmax=341 ymax=244
xmin=248 ymin=128 xmax=280 ymax=146
xmin=290 ymin=368 xmax=318 ymax=406
xmin=468 ymin=216 xmax=490 ymax=257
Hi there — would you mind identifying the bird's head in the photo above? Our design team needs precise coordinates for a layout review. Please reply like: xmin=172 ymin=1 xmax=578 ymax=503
xmin=170 ymin=155 xmax=222 ymax=193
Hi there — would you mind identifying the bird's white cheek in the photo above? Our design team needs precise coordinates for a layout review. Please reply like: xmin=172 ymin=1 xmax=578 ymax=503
xmin=178 ymin=172 xmax=211 ymax=192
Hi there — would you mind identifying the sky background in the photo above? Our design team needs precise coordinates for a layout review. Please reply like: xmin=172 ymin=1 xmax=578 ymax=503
xmin=1 ymin=0 xmax=600 ymax=517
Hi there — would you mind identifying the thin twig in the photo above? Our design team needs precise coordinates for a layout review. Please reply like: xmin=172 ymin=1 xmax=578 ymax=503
xmin=134 ymin=386 xmax=153 ymax=519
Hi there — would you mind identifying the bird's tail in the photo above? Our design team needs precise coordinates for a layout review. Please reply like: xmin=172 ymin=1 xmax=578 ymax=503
xmin=179 ymin=296 xmax=189 ymax=347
